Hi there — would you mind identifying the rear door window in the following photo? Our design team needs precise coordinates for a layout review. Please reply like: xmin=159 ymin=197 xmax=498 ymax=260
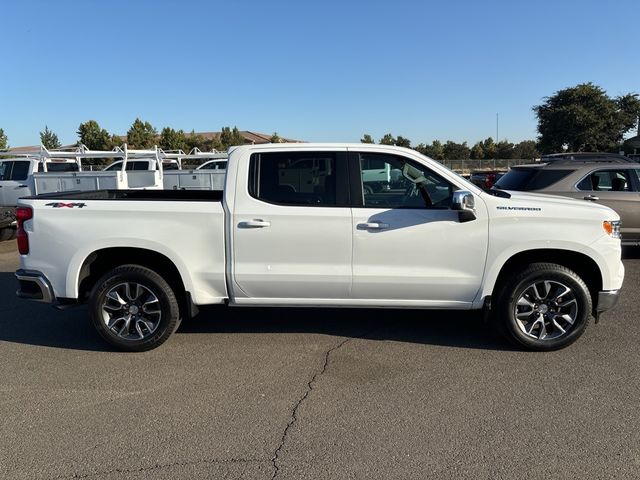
xmin=10 ymin=161 xmax=30 ymax=180
xmin=577 ymin=169 xmax=634 ymax=192
xmin=249 ymin=151 xmax=347 ymax=206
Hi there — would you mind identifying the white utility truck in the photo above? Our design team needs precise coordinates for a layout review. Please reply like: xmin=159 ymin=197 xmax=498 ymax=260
xmin=161 ymin=150 xmax=227 ymax=191
xmin=102 ymin=149 xmax=228 ymax=191
xmin=0 ymin=153 xmax=80 ymax=238
xmin=15 ymin=144 xmax=624 ymax=351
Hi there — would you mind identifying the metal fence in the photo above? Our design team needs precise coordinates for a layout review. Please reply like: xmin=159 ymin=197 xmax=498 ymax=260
xmin=439 ymin=158 xmax=538 ymax=174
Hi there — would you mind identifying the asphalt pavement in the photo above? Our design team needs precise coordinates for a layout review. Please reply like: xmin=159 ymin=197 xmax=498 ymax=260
xmin=1 ymin=240 xmax=639 ymax=479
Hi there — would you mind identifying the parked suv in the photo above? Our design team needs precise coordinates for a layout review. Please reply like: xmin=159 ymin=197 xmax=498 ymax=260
xmin=493 ymin=154 xmax=640 ymax=245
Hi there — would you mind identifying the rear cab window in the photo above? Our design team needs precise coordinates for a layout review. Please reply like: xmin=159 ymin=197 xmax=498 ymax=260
xmin=494 ymin=168 xmax=572 ymax=191
xmin=45 ymin=162 xmax=79 ymax=172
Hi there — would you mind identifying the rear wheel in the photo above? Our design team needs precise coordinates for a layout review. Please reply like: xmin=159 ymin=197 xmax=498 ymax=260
xmin=89 ymin=265 xmax=181 ymax=351
xmin=495 ymin=263 xmax=592 ymax=351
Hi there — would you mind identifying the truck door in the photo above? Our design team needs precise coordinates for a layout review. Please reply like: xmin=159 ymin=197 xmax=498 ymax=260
xmin=349 ymin=151 xmax=489 ymax=305
xmin=231 ymin=150 xmax=353 ymax=301
xmin=0 ymin=161 xmax=11 ymax=206
xmin=1 ymin=160 xmax=32 ymax=207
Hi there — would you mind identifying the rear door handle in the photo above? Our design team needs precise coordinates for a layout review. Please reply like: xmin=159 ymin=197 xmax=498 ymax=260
xmin=584 ymin=195 xmax=599 ymax=201
xmin=238 ymin=219 xmax=271 ymax=228
xmin=357 ymin=221 xmax=390 ymax=230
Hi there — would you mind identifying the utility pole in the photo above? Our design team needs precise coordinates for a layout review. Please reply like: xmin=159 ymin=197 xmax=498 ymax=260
xmin=496 ymin=113 xmax=499 ymax=142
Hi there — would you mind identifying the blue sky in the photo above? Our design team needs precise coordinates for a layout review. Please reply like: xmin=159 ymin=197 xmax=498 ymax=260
xmin=2 ymin=0 xmax=638 ymax=147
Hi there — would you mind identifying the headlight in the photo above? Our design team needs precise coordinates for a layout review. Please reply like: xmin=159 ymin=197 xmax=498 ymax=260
xmin=603 ymin=220 xmax=621 ymax=239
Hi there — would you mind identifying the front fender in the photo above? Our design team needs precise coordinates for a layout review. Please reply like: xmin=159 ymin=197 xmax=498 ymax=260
xmin=474 ymin=236 xmax=622 ymax=308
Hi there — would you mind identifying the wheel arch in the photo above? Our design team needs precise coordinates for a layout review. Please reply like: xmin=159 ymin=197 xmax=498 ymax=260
xmin=76 ymin=247 xmax=189 ymax=310
xmin=489 ymin=249 xmax=603 ymax=308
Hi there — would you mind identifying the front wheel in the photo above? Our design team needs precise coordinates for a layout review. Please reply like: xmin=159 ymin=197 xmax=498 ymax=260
xmin=495 ymin=263 xmax=592 ymax=351
xmin=89 ymin=265 xmax=181 ymax=351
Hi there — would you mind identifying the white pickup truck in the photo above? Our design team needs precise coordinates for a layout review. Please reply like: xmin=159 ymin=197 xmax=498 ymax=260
xmin=15 ymin=144 xmax=624 ymax=351
xmin=0 ymin=156 xmax=80 ymax=237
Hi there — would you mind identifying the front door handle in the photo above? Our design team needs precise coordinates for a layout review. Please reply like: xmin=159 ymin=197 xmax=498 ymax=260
xmin=357 ymin=221 xmax=390 ymax=230
xmin=238 ymin=219 xmax=271 ymax=228
xmin=584 ymin=195 xmax=599 ymax=201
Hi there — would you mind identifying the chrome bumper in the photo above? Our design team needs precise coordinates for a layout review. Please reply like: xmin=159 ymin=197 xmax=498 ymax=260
xmin=15 ymin=269 xmax=54 ymax=303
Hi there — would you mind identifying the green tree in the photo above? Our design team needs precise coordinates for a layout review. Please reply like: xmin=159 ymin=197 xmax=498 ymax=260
xmin=395 ymin=136 xmax=411 ymax=148
xmin=431 ymin=140 xmax=445 ymax=160
xmin=0 ymin=128 xmax=7 ymax=149
xmin=270 ymin=132 xmax=281 ymax=143
xmin=77 ymin=120 xmax=113 ymax=150
xmin=185 ymin=131 xmax=206 ymax=151
xmin=470 ymin=142 xmax=484 ymax=159
xmin=360 ymin=134 xmax=375 ymax=144
xmin=379 ymin=133 xmax=396 ymax=145
xmin=513 ymin=140 xmax=539 ymax=159
xmin=220 ymin=126 xmax=246 ymax=149
xmin=533 ymin=83 xmax=640 ymax=153
xmin=40 ymin=126 xmax=61 ymax=149
xmin=159 ymin=127 xmax=188 ymax=151
xmin=495 ymin=140 xmax=515 ymax=159
xmin=482 ymin=137 xmax=497 ymax=159
xmin=127 ymin=118 xmax=157 ymax=148
xmin=110 ymin=134 xmax=122 ymax=149
xmin=443 ymin=141 xmax=470 ymax=160
xmin=417 ymin=140 xmax=445 ymax=160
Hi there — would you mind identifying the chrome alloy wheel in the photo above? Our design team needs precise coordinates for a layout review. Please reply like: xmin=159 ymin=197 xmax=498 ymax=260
xmin=101 ymin=282 xmax=162 ymax=341
xmin=514 ymin=280 xmax=578 ymax=341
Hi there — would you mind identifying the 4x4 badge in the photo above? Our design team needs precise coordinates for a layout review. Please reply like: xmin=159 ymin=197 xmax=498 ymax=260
xmin=45 ymin=202 xmax=87 ymax=208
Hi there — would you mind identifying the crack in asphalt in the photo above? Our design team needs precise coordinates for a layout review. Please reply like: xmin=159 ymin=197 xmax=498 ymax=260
xmin=270 ymin=327 xmax=379 ymax=479
xmin=60 ymin=457 xmax=263 ymax=479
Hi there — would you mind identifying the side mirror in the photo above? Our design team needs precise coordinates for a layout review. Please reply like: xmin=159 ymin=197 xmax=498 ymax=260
xmin=452 ymin=190 xmax=476 ymax=222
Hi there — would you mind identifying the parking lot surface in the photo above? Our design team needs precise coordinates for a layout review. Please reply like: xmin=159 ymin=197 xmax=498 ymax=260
xmin=1 ymin=240 xmax=639 ymax=479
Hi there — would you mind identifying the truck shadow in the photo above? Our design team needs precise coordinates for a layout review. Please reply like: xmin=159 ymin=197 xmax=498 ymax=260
xmin=180 ymin=306 xmax=514 ymax=351
xmin=0 ymin=271 xmax=513 ymax=352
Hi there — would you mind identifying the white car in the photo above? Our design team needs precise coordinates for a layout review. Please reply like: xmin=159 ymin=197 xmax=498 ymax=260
xmin=15 ymin=144 xmax=624 ymax=352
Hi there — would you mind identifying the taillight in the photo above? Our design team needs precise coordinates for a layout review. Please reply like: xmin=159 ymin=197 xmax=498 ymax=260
xmin=16 ymin=206 xmax=32 ymax=255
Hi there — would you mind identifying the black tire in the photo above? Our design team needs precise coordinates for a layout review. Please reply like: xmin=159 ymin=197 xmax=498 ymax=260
xmin=494 ymin=263 xmax=592 ymax=351
xmin=0 ymin=227 xmax=16 ymax=241
xmin=89 ymin=265 xmax=181 ymax=352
